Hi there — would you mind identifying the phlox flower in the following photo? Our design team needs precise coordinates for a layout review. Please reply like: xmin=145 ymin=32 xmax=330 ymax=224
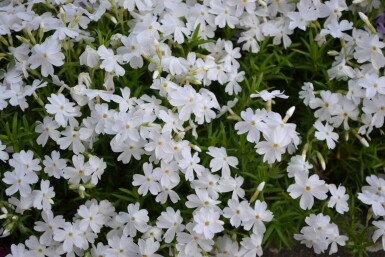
xmin=53 ymin=222 xmax=87 ymax=252
xmin=156 ymin=207 xmax=185 ymax=243
xmin=287 ymin=0 xmax=319 ymax=31
xmin=79 ymin=45 xmax=100 ymax=68
xmin=43 ymin=151 xmax=67 ymax=179
xmin=176 ymin=222 xmax=215 ymax=254
xmin=62 ymin=154 xmax=92 ymax=185
xmin=132 ymin=162 xmax=162 ymax=196
xmin=45 ymin=93 xmax=80 ymax=127
xmin=255 ymin=126 xmax=292 ymax=164
xmin=35 ymin=116 xmax=61 ymax=146
xmin=169 ymin=85 xmax=202 ymax=121
xmin=309 ymin=90 xmax=340 ymax=121
xmin=223 ymin=199 xmax=252 ymax=228
xmin=242 ymin=200 xmax=273 ymax=235
xmin=207 ymin=146 xmax=238 ymax=178
xmin=97 ymin=45 xmax=125 ymax=76
xmin=218 ymin=175 xmax=245 ymax=200
xmin=358 ymin=175 xmax=385 ymax=216
xmin=136 ymin=238 xmax=162 ymax=257
xmin=354 ymin=33 xmax=385 ymax=70
xmin=31 ymin=180 xmax=55 ymax=211
xmin=106 ymin=235 xmax=138 ymax=257
xmin=178 ymin=148 xmax=205 ymax=181
xmin=372 ymin=220 xmax=385 ymax=251
xmin=0 ymin=140 xmax=9 ymax=162
xmin=2 ymin=168 xmax=38 ymax=197
xmin=77 ymin=203 xmax=105 ymax=233
xmin=328 ymin=184 xmax=349 ymax=214
xmin=28 ymin=38 xmax=64 ymax=77
xmin=287 ymin=173 xmax=328 ymax=210
xmin=57 ymin=126 xmax=86 ymax=155
xmin=314 ymin=121 xmax=339 ymax=149
xmin=25 ymin=235 xmax=55 ymax=257
xmin=235 ymin=108 xmax=268 ymax=144
xmin=250 ymin=89 xmax=288 ymax=101
xmin=240 ymin=234 xmax=263 ymax=257
xmin=34 ymin=210 xmax=65 ymax=246
xmin=155 ymin=180 xmax=180 ymax=204
xmin=192 ymin=170 xmax=221 ymax=199
xmin=287 ymin=155 xmax=313 ymax=178
xmin=185 ymin=188 xmax=221 ymax=213
xmin=362 ymin=95 xmax=385 ymax=128
xmin=210 ymin=0 xmax=239 ymax=29
xmin=116 ymin=202 xmax=149 ymax=237
xmin=193 ymin=207 xmax=224 ymax=239
xmin=160 ymin=13 xmax=191 ymax=44
xmin=9 ymin=150 xmax=41 ymax=173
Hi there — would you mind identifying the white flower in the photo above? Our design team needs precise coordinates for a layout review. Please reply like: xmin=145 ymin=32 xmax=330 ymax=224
xmin=34 ymin=210 xmax=65 ymax=246
xmin=53 ymin=222 xmax=87 ymax=252
xmin=28 ymin=38 xmax=64 ymax=77
xmin=242 ymin=200 xmax=273 ymax=235
xmin=31 ymin=180 xmax=55 ymax=211
xmin=372 ymin=220 xmax=385 ymax=250
xmin=314 ymin=121 xmax=339 ymax=149
xmin=79 ymin=45 xmax=100 ymax=68
xmin=255 ymin=126 xmax=291 ymax=164
xmin=77 ymin=203 xmax=105 ymax=233
xmin=193 ymin=207 xmax=224 ymax=239
xmin=328 ymin=184 xmax=349 ymax=214
xmin=178 ymin=148 xmax=204 ymax=181
xmin=132 ymin=162 xmax=162 ymax=196
xmin=207 ymin=146 xmax=238 ymax=178
xmin=287 ymin=172 xmax=328 ymax=210
xmin=35 ymin=116 xmax=61 ymax=146
xmin=223 ymin=199 xmax=252 ymax=228
xmin=2 ymin=168 xmax=38 ymax=197
xmin=156 ymin=207 xmax=185 ymax=243
xmin=97 ymin=45 xmax=125 ymax=76
xmin=250 ymin=89 xmax=288 ymax=101
xmin=45 ymin=93 xmax=80 ymax=127
xmin=116 ymin=202 xmax=149 ymax=237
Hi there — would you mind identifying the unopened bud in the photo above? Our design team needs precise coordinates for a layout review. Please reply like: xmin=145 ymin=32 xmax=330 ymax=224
xmin=327 ymin=50 xmax=339 ymax=56
xmin=316 ymin=152 xmax=326 ymax=170
xmin=356 ymin=134 xmax=369 ymax=147
xmin=0 ymin=35 xmax=9 ymax=46
xmin=16 ymin=36 xmax=31 ymax=46
xmin=358 ymin=12 xmax=377 ymax=34
xmin=1 ymin=207 xmax=7 ymax=214
xmin=283 ymin=106 xmax=295 ymax=123
xmin=189 ymin=143 xmax=201 ymax=152
xmin=153 ymin=70 xmax=160 ymax=80
xmin=39 ymin=22 xmax=45 ymax=41
xmin=353 ymin=0 xmax=366 ymax=4
xmin=257 ymin=181 xmax=265 ymax=191
xmin=257 ymin=0 xmax=267 ymax=7
xmin=301 ymin=143 xmax=309 ymax=160
xmin=110 ymin=16 xmax=118 ymax=24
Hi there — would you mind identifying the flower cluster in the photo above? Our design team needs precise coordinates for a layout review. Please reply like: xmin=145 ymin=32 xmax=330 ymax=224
xmin=0 ymin=0 xmax=383 ymax=256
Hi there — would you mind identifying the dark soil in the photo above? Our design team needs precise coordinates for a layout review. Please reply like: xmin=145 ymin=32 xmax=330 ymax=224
xmin=264 ymin=243 xmax=385 ymax=257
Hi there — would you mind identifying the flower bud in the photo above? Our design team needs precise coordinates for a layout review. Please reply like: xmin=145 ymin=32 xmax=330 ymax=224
xmin=257 ymin=181 xmax=265 ymax=191
xmin=316 ymin=152 xmax=326 ymax=170
xmin=356 ymin=134 xmax=369 ymax=147
xmin=358 ymin=12 xmax=377 ymax=34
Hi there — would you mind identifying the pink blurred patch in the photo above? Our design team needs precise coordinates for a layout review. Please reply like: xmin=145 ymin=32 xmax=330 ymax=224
xmin=0 ymin=246 xmax=6 ymax=257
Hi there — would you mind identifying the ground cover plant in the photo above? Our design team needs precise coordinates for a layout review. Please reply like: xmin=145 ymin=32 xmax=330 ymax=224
xmin=0 ymin=0 xmax=385 ymax=256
